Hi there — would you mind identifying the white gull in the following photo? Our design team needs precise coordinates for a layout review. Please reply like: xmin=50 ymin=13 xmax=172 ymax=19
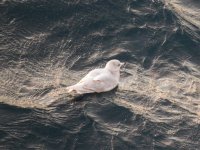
xmin=66 ymin=59 xmax=124 ymax=94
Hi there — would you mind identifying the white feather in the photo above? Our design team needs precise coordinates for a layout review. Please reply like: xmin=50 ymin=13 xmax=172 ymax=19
xmin=66 ymin=59 xmax=123 ymax=94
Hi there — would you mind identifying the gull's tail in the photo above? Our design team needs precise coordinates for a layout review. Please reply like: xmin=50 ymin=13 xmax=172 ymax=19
xmin=66 ymin=85 xmax=77 ymax=93
xmin=66 ymin=83 xmax=94 ymax=94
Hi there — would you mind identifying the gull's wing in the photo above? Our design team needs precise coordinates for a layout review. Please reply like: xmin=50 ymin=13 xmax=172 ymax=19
xmin=81 ymin=73 xmax=117 ymax=93
xmin=78 ymin=68 xmax=103 ymax=83
xmin=67 ymin=69 xmax=118 ymax=94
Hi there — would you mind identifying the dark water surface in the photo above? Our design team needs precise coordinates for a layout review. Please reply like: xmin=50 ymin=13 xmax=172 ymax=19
xmin=0 ymin=0 xmax=200 ymax=149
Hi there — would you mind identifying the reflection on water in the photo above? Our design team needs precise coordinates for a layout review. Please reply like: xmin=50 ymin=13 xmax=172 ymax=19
xmin=165 ymin=0 xmax=200 ymax=41
xmin=0 ymin=0 xmax=200 ymax=149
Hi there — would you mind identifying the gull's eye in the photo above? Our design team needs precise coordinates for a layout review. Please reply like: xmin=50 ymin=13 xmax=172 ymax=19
xmin=117 ymin=63 xmax=120 ymax=66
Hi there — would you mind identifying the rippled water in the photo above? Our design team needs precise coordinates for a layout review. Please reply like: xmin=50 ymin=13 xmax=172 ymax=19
xmin=0 ymin=0 xmax=200 ymax=149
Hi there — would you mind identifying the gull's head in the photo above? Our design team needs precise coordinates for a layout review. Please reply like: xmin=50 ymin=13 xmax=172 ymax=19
xmin=105 ymin=59 xmax=124 ymax=72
